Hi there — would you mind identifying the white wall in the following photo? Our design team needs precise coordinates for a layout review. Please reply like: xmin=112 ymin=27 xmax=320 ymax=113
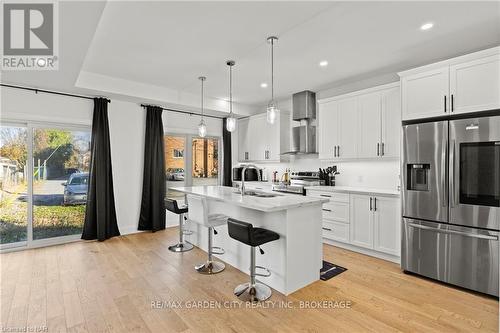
xmin=1 ymin=86 xmax=222 ymax=234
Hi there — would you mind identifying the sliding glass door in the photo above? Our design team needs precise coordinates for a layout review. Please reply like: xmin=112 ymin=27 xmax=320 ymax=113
xmin=32 ymin=127 xmax=91 ymax=240
xmin=0 ymin=125 xmax=28 ymax=246
xmin=164 ymin=133 xmax=220 ymax=199
xmin=0 ymin=123 xmax=91 ymax=249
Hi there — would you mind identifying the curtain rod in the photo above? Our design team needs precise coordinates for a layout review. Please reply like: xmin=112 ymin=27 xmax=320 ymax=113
xmin=140 ymin=103 xmax=227 ymax=120
xmin=0 ymin=83 xmax=111 ymax=103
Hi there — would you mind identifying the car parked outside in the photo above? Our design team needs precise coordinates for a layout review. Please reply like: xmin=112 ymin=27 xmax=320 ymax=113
xmin=63 ymin=172 xmax=89 ymax=205
xmin=166 ymin=168 xmax=184 ymax=181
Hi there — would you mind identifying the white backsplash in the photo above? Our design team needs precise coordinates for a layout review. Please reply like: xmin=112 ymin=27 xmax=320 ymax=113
xmin=255 ymin=156 xmax=401 ymax=191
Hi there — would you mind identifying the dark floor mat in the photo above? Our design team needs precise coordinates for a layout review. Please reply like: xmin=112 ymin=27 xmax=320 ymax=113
xmin=320 ymin=260 xmax=347 ymax=281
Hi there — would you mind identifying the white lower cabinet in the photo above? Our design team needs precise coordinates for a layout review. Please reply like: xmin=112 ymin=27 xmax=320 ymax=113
xmin=308 ymin=189 xmax=401 ymax=261
xmin=349 ymin=194 xmax=374 ymax=249
xmin=350 ymin=194 xmax=400 ymax=256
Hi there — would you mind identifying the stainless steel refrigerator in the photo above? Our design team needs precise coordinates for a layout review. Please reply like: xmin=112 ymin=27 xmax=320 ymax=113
xmin=402 ymin=115 xmax=500 ymax=296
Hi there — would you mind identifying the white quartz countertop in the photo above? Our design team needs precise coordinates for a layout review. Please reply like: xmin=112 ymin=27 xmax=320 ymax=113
xmin=171 ymin=186 xmax=328 ymax=212
xmin=304 ymin=185 xmax=400 ymax=197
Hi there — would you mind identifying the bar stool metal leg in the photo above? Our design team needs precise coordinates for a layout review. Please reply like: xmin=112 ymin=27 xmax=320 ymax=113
xmin=168 ymin=213 xmax=193 ymax=252
xmin=195 ymin=226 xmax=225 ymax=274
xmin=234 ymin=246 xmax=272 ymax=302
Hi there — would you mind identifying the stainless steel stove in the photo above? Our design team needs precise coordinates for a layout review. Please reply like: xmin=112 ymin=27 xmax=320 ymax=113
xmin=272 ymin=171 xmax=323 ymax=195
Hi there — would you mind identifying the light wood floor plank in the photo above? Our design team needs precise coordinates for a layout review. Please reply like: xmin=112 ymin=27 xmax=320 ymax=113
xmin=0 ymin=227 xmax=497 ymax=333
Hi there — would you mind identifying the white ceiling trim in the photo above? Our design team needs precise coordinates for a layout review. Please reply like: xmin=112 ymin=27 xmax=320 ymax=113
xmin=75 ymin=71 xmax=259 ymax=116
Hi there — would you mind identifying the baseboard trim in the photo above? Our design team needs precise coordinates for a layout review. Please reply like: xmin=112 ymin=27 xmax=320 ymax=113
xmin=323 ymin=238 xmax=400 ymax=264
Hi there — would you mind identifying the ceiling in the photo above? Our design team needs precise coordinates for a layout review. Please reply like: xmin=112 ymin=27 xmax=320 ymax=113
xmin=2 ymin=1 xmax=500 ymax=115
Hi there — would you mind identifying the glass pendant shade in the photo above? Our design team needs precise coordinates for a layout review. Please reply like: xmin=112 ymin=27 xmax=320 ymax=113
xmin=198 ymin=119 xmax=207 ymax=137
xmin=226 ymin=115 xmax=236 ymax=132
xmin=266 ymin=100 xmax=278 ymax=124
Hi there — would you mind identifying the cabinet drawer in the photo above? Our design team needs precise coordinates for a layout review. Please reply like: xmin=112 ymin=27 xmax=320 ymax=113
xmin=307 ymin=191 xmax=349 ymax=203
xmin=322 ymin=202 xmax=349 ymax=223
xmin=322 ymin=220 xmax=349 ymax=243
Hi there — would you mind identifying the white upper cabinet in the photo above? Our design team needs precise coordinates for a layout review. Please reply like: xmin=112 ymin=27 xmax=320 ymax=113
xmin=237 ymin=118 xmax=250 ymax=161
xmin=236 ymin=111 xmax=289 ymax=163
xmin=337 ymin=97 xmax=359 ymax=159
xmin=358 ymin=91 xmax=382 ymax=158
xmin=318 ymin=100 xmax=339 ymax=160
xmin=381 ymin=86 xmax=401 ymax=158
xmin=401 ymin=66 xmax=449 ymax=120
xmin=450 ymin=55 xmax=500 ymax=114
xmin=400 ymin=47 xmax=500 ymax=121
xmin=318 ymin=82 xmax=400 ymax=160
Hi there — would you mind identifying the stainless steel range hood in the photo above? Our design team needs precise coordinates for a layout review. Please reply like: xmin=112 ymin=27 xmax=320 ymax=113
xmin=281 ymin=90 xmax=317 ymax=155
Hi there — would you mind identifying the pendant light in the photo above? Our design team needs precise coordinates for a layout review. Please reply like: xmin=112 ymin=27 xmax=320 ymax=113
xmin=266 ymin=36 xmax=279 ymax=124
xmin=198 ymin=76 xmax=207 ymax=138
xmin=226 ymin=60 xmax=236 ymax=132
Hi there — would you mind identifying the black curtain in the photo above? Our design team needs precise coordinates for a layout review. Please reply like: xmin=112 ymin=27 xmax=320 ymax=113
xmin=138 ymin=106 xmax=166 ymax=232
xmin=82 ymin=98 xmax=120 ymax=241
xmin=222 ymin=118 xmax=232 ymax=187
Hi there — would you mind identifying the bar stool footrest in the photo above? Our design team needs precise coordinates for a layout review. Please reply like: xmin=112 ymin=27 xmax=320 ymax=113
xmin=255 ymin=265 xmax=271 ymax=277
xmin=211 ymin=246 xmax=225 ymax=255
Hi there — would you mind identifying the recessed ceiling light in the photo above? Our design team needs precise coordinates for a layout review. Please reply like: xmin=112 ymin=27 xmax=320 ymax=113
xmin=420 ymin=22 xmax=434 ymax=31
xmin=319 ymin=60 xmax=328 ymax=67
xmin=260 ymin=82 xmax=268 ymax=88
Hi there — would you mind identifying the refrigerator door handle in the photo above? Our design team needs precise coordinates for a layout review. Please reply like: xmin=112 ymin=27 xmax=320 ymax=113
xmin=450 ymin=140 xmax=456 ymax=207
xmin=408 ymin=223 xmax=499 ymax=241
xmin=441 ymin=129 xmax=447 ymax=207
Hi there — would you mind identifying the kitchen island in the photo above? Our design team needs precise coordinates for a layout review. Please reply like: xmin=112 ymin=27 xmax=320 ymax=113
xmin=171 ymin=186 xmax=328 ymax=295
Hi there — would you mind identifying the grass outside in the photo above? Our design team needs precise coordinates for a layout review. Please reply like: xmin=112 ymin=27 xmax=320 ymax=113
xmin=0 ymin=190 xmax=85 ymax=243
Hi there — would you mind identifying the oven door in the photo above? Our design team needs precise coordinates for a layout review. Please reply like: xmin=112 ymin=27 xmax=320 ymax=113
xmin=449 ymin=116 xmax=500 ymax=230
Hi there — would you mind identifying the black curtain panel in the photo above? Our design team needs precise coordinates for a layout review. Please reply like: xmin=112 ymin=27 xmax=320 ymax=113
xmin=82 ymin=98 xmax=120 ymax=241
xmin=222 ymin=118 xmax=233 ymax=187
xmin=138 ymin=106 xmax=166 ymax=232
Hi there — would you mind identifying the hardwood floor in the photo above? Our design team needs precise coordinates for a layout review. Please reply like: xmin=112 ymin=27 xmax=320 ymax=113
xmin=1 ymin=228 xmax=498 ymax=333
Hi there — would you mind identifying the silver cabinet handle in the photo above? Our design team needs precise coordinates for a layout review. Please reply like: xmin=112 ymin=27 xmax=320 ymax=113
xmin=408 ymin=223 xmax=499 ymax=241
xmin=451 ymin=94 xmax=454 ymax=112
xmin=381 ymin=143 xmax=385 ymax=156
xmin=337 ymin=145 xmax=340 ymax=157
xmin=322 ymin=227 xmax=332 ymax=231
xmin=334 ymin=146 xmax=337 ymax=157
xmin=373 ymin=197 xmax=377 ymax=211
xmin=377 ymin=143 xmax=380 ymax=156
xmin=322 ymin=208 xmax=332 ymax=212
xmin=369 ymin=197 xmax=373 ymax=211
xmin=444 ymin=95 xmax=447 ymax=113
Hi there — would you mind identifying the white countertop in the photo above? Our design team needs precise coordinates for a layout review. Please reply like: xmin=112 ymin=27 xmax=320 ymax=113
xmin=304 ymin=185 xmax=400 ymax=197
xmin=171 ymin=186 xmax=328 ymax=212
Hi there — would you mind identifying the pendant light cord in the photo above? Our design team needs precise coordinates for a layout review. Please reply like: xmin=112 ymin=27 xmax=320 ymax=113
xmin=200 ymin=78 xmax=204 ymax=121
xmin=229 ymin=64 xmax=233 ymax=115
xmin=271 ymin=38 xmax=274 ymax=101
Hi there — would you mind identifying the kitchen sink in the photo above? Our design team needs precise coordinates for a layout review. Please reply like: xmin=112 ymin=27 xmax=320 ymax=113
xmin=233 ymin=190 xmax=281 ymax=198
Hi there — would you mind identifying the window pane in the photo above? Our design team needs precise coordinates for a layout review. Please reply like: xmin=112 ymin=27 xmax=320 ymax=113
xmin=192 ymin=137 xmax=219 ymax=186
xmin=0 ymin=126 xmax=28 ymax=244
xmin=165 ymin=135 xmax=185 ymax=199
xmin=32 ymin=128 xmax=91 ymax=240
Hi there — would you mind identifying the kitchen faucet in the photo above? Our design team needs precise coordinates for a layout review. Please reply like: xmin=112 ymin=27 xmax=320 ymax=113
xmin=240 ymin=164 xmax=261 ymax=196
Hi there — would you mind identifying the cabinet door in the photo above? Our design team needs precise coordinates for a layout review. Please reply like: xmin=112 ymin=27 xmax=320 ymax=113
xmin=265 ymin=113 xmax=280 ymax=161
xmin=237 ymin=118 xmax=250 ymax=161
xmin=358 ymin=92 xmax=382 ymax=158
xmin=248 ymin=115 xmax=265 ymax=161
xmin=349 ymin=194 xmax=373 ymax=249
xmin=373 ymin=196 xmax=400 ymax=256
xmin=337 ymin=97 xmax=358 ymax=159
xmin=318 ymin=101 xmax=339 ymax=159
xmin=450 ymin=55 xmax=500 ymax=114
xmin=401 ymin=67 xmax=449 ymax=120
xmin=381 ymin=86 xmax=401 ymax=158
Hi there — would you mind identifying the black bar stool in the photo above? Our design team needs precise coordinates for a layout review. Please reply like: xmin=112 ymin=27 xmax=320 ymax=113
xmin=227 ymin=218 xmax=280 ymax=302
xmin=165 ymin=198 xmax=193 ymax=252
